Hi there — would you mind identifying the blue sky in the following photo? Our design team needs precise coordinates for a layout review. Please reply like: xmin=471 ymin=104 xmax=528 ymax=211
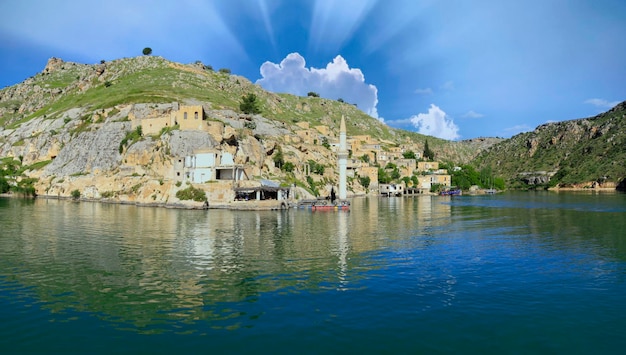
xmin=1 ymin=0 xmax=625 ymax=140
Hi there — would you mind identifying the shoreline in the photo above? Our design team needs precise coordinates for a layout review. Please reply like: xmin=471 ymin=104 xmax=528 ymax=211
xmin=1 ymin=192 xmax=296 ymax=211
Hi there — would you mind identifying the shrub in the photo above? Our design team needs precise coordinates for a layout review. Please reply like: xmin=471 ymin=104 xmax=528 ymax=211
xmin=308 ymin=160 xmax=325 ymax=175
xmin=307 ymin=92 xmax=319 ymax=97
xmin=71 ymin=189 xmax=80 ymax=199
xmin=240 ymin=93 xmax=261 ymax=114
xmin=219 ymin=68 xmax=231 ymax=74
xmin=359 ymin=176 xmax=371 ymax=189
xmin=321 ymin=137 xmax=330 ymax=149
xmin=282 ymin=161 xmax=295 ymax=173
xmin=306 ymin=175 xmax=319 ymax=196
xmin=402 ymin=150 xmax=417 ymax=159
xmin=176 ymin=185 xmax=207 ymax=202
xmin=119 ymin=125 xmax=143 ymax=153
xmin=244 ymin=121 xmax=256 ymax=130
xmin=142 ymin=47 xmax=152 ymax=55
xmin=0 ymin=176 xmax=9 ymax=193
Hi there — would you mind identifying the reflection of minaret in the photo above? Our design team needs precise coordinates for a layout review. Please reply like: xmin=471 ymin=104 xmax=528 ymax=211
xmin=336 ymin=211 xmax=349 ymax=290
xmin=338 ymin=115 xmax=348 ymax=201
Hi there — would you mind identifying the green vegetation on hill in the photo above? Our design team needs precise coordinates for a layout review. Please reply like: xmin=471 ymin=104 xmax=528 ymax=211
xmin=1 ymin=55 xmax=497 ymax=169
xmin=473 ymin=102 xmax=626 ymax=188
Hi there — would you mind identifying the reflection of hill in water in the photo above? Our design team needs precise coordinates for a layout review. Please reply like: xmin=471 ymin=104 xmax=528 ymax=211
xmin=4 ymin=193 xmax=624 ymax=332
xmin=0 ymin=196 xmax=454 ymax=330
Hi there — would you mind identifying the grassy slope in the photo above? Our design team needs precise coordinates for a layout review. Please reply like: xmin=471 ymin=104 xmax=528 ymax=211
xmin=1 ymin=55 xmax=482 ymax=163
xmin=473 ymin=102 xmax=626 ymax=186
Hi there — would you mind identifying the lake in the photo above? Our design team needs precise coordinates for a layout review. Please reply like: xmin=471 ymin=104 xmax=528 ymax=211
xmin=1 ymin=192 xmax=626 ymax=353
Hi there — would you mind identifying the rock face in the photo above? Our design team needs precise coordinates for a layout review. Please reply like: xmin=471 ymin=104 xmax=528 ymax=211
xmin=1 ymin=55 xmax=498 ymax=207
xmin=43 ymin=121 xmax=128 ymax=177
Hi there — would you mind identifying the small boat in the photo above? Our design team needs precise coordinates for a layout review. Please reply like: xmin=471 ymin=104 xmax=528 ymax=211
xmin=311 ymin=203 xmax=350 ymax=211
xmin=297 ymin=199 xmax=350 ymax=211
xmin=440 ymin=188 xmax=462 ymax=196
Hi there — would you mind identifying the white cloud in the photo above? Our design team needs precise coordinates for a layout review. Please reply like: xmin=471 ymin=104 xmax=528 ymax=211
xmin=408 ymin=104 xmax=460 ymax=140
xmin=503 ymin=124 xmax=532 ymax=136
xmin=584 ymin=98 xmax=620 ymax=109
xmin=462 ymin=110 xmax=484 ymax=118
xmin=414 ymin=87 xmax=433 ymax=95
xmin=440 ymin=81 xmax=455 ymax=91
xmin=256 ymin=52 xmax=381 ymax=120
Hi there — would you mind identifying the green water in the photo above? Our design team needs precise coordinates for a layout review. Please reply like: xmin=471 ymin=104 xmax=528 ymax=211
xmin=1 ymin=192 xmax=625 ymax=353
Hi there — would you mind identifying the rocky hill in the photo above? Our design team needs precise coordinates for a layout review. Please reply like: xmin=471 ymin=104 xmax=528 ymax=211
xmin=473 ymin=102 xmax=626 ymax=190
xmin=0 ymin=55 xmax=496 ymax=206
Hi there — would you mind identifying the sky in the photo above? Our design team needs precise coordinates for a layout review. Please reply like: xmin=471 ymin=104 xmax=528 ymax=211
xmin=1 ymin=0 xmax=625 ymax=140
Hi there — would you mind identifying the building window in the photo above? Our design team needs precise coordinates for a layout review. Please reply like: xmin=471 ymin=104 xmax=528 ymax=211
xmin=194 ymin=112 xmax=198 ymax=119
xmin=184 ymin=112 xmax=187 ymax=120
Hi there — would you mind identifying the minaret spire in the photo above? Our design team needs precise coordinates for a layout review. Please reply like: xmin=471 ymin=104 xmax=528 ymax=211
xmin=338 ymin=115 xmax=348 ymax=201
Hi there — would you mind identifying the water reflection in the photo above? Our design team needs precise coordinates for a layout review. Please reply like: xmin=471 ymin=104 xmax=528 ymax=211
xmin=2 ymin=192 xmax=625 ymax=335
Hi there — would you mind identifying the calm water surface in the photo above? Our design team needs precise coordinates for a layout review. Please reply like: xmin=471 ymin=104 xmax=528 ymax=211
xmin=1 ymin=192 xmax=626 ymax=353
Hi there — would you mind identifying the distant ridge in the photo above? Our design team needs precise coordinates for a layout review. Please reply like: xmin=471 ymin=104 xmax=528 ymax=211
xmin=473 ymin=101 xmax=626 ymax=189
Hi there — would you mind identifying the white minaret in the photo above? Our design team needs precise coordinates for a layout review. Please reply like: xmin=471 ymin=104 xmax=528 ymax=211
xmin=338 ymin=115 xmax=348 ymax=200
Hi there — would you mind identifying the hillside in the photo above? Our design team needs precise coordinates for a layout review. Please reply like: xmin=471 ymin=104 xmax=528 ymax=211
xmin=0 ymin=55 xmax=496 ymax=205
xmin=473 ymin=102 xmax=626 ymax=190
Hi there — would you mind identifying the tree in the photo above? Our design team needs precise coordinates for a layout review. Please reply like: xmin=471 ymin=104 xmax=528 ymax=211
xmin=390 ymin=167 xmax=401 ymax=180
xmin=71 ymin=189 xmax=80 ymax=200
xmin=321 ymin=137 xmax=330 ymax=149
xmin=0 ymin=176 xmax=9 ymax=194
xmin=451 ymin=165 xmax=481 ymax=190
xmin=423 ymin=140 xmax=434 ymax=160
xmin=273 ymin=145 xmax=284 ymax=169
xmin=307 ymin=92 xmax=320 ymax=97
xmin=240 ymin=93 xmax=261 ymax=114
xmin=337 ymin=98 xmax=344 ymax=103
xmin=378 ymin=167 xmax=390 ymax=184
xmin=142 ymin=47 xmax=152 ymax=56
xmin=402 ymin=150 xmax=417 ymax=159
xmin=359 ymin=176 xmax=371 ymax=189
